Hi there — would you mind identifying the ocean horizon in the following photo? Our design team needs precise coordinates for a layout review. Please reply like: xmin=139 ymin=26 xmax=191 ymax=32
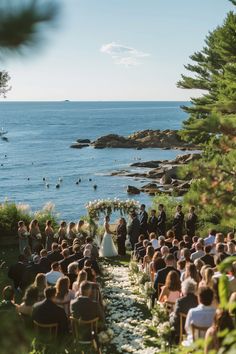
xmin=0 ymin=101 xmax=190 ymax=220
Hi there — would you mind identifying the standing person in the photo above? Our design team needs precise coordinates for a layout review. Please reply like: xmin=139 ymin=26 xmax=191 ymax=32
xmin=8 ymin=255 xmax=27 ymax=291
xmin=66 ymin=222 xmax=77 ymax=246
xmin=29 ymin=219 xmax=42 ymax=253
xmin=186 ymin=206 xmax=198 ymax=238
xmin=58 ymin=221 xmax=67 ymax=243
xmin=139 ymin=204 xmax=148 ymax=237
xmin=128 ymin=212 xmax=141 ymax=250
xmin=99 ymin=216 xmax=118 ymax=257
xmin=147 ymin=209 xmax=158 ymax=234
xmin=172 ymin=205 xmax=184 ymax=241
xmin=157 ymin=204 xmax=166 ymax=236
xmin=116 ymin=218 xmax=127 ymax=256
xmin=45 ymin=220 xmax=54 ymax=252
xmin=18 ymin=221 xmax=29 ymax=254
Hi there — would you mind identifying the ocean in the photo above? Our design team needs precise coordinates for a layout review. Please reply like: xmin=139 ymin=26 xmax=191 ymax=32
xmin=0 ymin=101 xmax=190 ymax=220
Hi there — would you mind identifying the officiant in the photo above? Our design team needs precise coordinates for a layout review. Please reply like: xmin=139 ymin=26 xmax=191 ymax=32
xmin=116 ymin=218 xmax=127 ymax=256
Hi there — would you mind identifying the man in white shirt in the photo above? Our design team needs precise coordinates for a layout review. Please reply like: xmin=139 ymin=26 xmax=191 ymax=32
xmin=184 ymin=287 xmax=215 ymax=345
xmin=46 ymin=261 xmax=63 ymax=285
xmin=204 ymin=229 xmax=217 ymax=246
xmin=190 ymin=242 xmax=205 ymax=262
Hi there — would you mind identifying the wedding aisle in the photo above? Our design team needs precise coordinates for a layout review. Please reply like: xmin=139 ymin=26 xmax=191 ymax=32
xmin=101 ymin=262 xmax=159 ymax=354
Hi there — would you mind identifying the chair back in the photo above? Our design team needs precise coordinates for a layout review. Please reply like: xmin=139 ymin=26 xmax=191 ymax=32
xmin=191 ymin=323 xmax=209 ymax=340
xmin=179 ymin=312 xmax=187 ymax=343
xmin=33 ymin=320 xmax=58 ymax=341
xmin=164 ymin=301 xmax=175 ymax=313
xmin=70 ymin=316 xmax=99 ymax=343
xmin=157 ymin=283 xmax=164 ymax=298
xmin=58 ymin=300 xmax=71 ymax=317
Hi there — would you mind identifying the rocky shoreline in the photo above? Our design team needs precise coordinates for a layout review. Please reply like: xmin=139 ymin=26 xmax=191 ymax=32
xmin=70 ymin=129 xmax=198 ymax=150
xmin=112 ymin=153 xmax=201 ymax=197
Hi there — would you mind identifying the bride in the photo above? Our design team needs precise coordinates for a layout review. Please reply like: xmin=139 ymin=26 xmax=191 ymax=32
xmin=99 ymin=216 xmax=118 ymax=257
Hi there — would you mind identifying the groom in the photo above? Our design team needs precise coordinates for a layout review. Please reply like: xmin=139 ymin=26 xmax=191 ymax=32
xmin=128 ymin=212 xmax=141 ymax=250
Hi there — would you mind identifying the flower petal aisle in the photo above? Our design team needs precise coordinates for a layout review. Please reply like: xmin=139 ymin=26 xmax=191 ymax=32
xmin=101 ymin=263 xmax=158 ymax=354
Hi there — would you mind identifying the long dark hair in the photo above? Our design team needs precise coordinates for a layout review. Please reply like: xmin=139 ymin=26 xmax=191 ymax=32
xmin=165 ymin=270 xmax=181 ymax=292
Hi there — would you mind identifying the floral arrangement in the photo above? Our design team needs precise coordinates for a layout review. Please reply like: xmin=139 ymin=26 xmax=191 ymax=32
xmin=85 ymin=198 xmax=140 ymax=220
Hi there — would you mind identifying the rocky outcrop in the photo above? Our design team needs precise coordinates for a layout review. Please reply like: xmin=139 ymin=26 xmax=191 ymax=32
xmin=70 ymin=143 xmax=90 ymax=149
xmin=72 ymin=130 xmax=198 ymax=150
xmin=127 ymin=185 xmax=140 ymax=194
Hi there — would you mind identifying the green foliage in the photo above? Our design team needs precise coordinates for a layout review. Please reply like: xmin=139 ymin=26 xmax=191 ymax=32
xmin=0 ymin=70 xmax=11 ymax=97
xmin=0 ymin=201 xmax=59 ymax=240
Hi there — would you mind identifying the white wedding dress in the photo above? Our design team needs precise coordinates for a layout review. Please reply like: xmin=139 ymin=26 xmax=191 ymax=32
xmin=99 ymin=223 xmax=118 ymax=257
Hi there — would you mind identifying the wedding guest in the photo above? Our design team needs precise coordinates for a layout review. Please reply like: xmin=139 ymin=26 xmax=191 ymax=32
xmin=165 ymin=230 xmax=175 ymax=248
xmin=72 ymin=270 xmax=88 ymax=294
xmin=156 ymin=236 xmax=165 ymax=252
xmin=66 ymin=244 xmax=83 ymax=263
xmin=154 ymin=254 xmax=180 ymax=294
xmin=34 ymin=273 xmax=47 ymax=301
xmin=70 ymin=281 xmax=104 ymax=323
xmin=149 ymin=232 xmax=158 ymax=250
xmin=29 ymin=219 xmax=42 ymax=253
xmin=16 ymin=285 xmax=38 ymax=316
xmin=116 ymin=217 xmax=127 ymax=256
xmin=139 ymin=204 xmax=148 ymax=236
xmin=183 ymin=235 xmax=192 ymax=249
xmin=66 ymin=222 xmax=77 ymax=245
xmin=128 ymin=212 xmax=141 ymax=249
xmin=186 ymin=206 xmax=198 ymax=238
xmin=137 ymin=239 xmax=151 ymax=261
xmin=161 ymin=245 xmax=170 ymax=258
xmin=170 ymin=278 xmax=198 ymax=342
xmin=23 ymin=246 xmax=33 ymax=263
xmin=157 ymin=204 xmax=166 ymax=236
xmin=58 ymin=221 xmax=67 ymax=243
xmin=18 ymin=221 xmax=29 ymax=254
xmin=66 ymin=262 xmax=79 ymax=288
xmin=47 ymin=243 xmax=63 ymax=265
xmin=39 ymin=249 xmax=50 ymax=273
xmin=190 ymin=242 xmax=205 ymax=262
xmin=143 ymin=246 xmax=155 ymax=273
xmin=204 ymin=229 xmax=217 ymax=246
xmin=147 ymin=210 xmax=158 ymax=234
xmin=227 ymin=231 xmax=236 ymax=245
xmin=184 ymin=287 xmax=216 ymax=344
xmin=134 ymin=234 xmax=145 ymax=255
xmin=0 ymin=286 xmax=16 ymax=311
xmin=200 ymin=245 xmax=215 ymax=267
xmin=76 ymin=219 xmax=87 ymax=244
xmin=8 ymin=255 xmax=27 ymax=290
xmin=46 ymin=262 xmax=63 ymax=285
xmin=45 ymin=220 xmax=54 ymax=251
xmin=32 ymin=287 xmax=69 ymax=335
xmin=84 ymin=260 xmax=96 ymax=282
xmin=159 ymin=270 xmax=181 ymax=303
xmin=182 ymin=263 xmax=200 ymax=284
xmin=204 ymin=309 xmax=234 ymax=354
xmin=55 ymin=276 xmax=75 ymax=316
xmin=84 ymin=237 xmax=99 ymax=260
xmin=172 ymin=205 xmax=184 ymax=240
xmin=150 ymin=251 xmax=166 ymax=274
xmin=227 ymin=242 xmax=236 ymax=256
xmin=59 ymin=249 xmax=71 ymax=274
xmin=199 ymin=267 xmax=214 ymax=288
xmin=170 ymin=239 xmax=179 ymax=254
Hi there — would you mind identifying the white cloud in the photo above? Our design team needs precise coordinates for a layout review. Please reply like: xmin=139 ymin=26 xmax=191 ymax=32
xmin=100 ymin=42 xmax=150 ymax=66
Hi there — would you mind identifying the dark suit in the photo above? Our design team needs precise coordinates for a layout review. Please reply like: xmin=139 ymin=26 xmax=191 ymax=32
xmin=78 ymin=257 xmax=100 ymax=275
xmin=139 ymin=211 xmax=148 ymax=236
xmin=171 ymin=293 xmax=198 ymax=340
xmin=8 ymin=261 xmax=26 ymax=290
xmin=157 ymin=211 xmax=166 ymax=236
xmin=172 ymin=212 xmax=184 ymax=240
xmin=128 ymin=217 xmax=141 ymax=249
xmin=39 ymin=257 xmax=51 ymax=273
xmin=154 ymin=266 xmax=180 ymax=290
xmin=147 ymin=216 xmax=158 ymax=234
xmin=47 ymin=251 xmax=63 ymax=265
xmin=200 ymin=254 xmax=215 ymax=268
xmin=186 ymin=213 xmax=198 ymax=237
xmin=59 ymin=257 xmax=72 ymax=274
xmin=71 ymin=296 xmax=104 ymax=323
xmin=116 ymin=224 xmax=127 ymax=256
xmin=67 ymin=251 xmax=83 ymax=263
xmin=32 ymin=299 xmax=68 ymax=335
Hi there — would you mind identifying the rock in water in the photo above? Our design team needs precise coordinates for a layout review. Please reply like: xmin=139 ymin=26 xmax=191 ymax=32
xmin=127 ymin=185 xmax=140 ymax=194
xmin=160 ymin=173 xmax=172 ymax=185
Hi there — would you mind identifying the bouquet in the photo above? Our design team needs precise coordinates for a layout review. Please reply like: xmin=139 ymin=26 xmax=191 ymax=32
xmin=54 ymin=233 xmax=59 ymax=239
xmin=22 ymin=232 xmax=30 ymax=238
xmin=36 ymin=233 xmax=42 ymax=240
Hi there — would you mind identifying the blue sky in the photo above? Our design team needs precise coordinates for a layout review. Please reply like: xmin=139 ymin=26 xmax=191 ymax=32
xmin=3 ymin=0 xmax=234 ymax=101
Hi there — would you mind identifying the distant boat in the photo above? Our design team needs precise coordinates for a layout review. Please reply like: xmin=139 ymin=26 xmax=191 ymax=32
xmin=0 ymin=128 xmax=8 ymax=136
xmin=64 ymin=100 xmax=70 ymax=102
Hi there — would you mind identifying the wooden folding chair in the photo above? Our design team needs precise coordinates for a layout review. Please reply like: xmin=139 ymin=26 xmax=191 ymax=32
xmin=33 ymin=320 xmax=58 ymax=342
xmin=70 ymin=317 xmax=101 ymax=354
xmin=179 ymin=312 xmax=187 ymax=344
xmin=191 ymin=323 xmax=208 ymax=341
xmin=157 ymin=282 xmax=164 ymax=298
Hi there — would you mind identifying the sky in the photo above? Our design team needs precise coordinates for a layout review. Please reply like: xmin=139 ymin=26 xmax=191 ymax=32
xmin=2 ymin=0 xmax=234 ymax=101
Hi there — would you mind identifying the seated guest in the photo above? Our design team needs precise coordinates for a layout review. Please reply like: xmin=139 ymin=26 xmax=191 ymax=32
xmin=39 ymin=249 xmax=50 ymax=273
xmin=34 ymin=273 xmax=47 ymax=301
xmin=16 ymin=285 xmax=38 ymax=316
xmin=154 ymin=254 xmax=180 ymax=292
xmin=184 ymin=287 xmax=216 ymax=345
xmin=23 ymin=246 xmax=33 ymax=263
xmin=32 ymin=287 xmax=69 ymax=335
xmin=8 ymin=255 xmax=27 ymax=291
xmin=227 ymin=242 xmax=236 ymax=256
xmin=190 ymin=236 xmax=199 ymax=254
xmin=177 ymin=259 xmax=186 ymax=278
xmin=55 ymin=276 xmax=75 ymax=317
xmin=72 ymin=270 xmax=88 ymax=294
xmin=83 ymin=237 xmax=99 ymax=260
xmin=215 ymin=232 xmax=225 ymax=244
xmin=47 ymin=243 xmax=63 ymax=265
xmin=134 ymin=235 xmax=145 ymax=253
xmin=170 ymin=239 xmax=179 ymax=254
xmin=149 ymin=232 xmax=158 ymax=250
xmin=78 ymin=249 xmax=100 ymax=275
xmin=194 ymin=258 xmax=204 ymax=275
xmin=59 ymin=249 xmax=71 ymax=274
xmin=215 ymin=243 xmax=228 ymax=260
xmin=137 ymin=240 xmax=150 ymax=261
xmin=227 ymin=232 xmax=236 ymax=245
xmin=200 ymin=245 xmax=215 ymax=267
xmin=182 ymin=263 xmax=200 ymax=284
xmin=183 ymin=235 xmax=192 ymax=249
xmin=67 ymin=243 xmax=83 ymax=263
xmin=25 ymin=255 xmax=42 ymax=284
xmin=66 ymin=262 xmax=79 ymax=288
xmin=190 ymin=242 xmax=205 ymax=262
xmin=161 ymin=245 xmax=170 ymax=259
xmin=156 ymin=236 xmax=165 ymax=252
xmin=181 ymin=248 xmax=192 ymax=264
xmin=174 ymin=240 xmax=186 ymax=260
xmin=150 ymin=251 xmax=166 ymax=274
xmin=165 ymin=230 xmax=175 ymax=249
xmin=84 ymin=260 xmax=97 ymax=282
xmin=46 ymin=262 xmax=63 ymax=285
xmin=170 ymin=278 xmax=198 ymax=342
xmin=0 ymin=286 xmax=16 ymax=310
xmin=199 ymin=267 xmax=214 ymax=288
xmin=204 ymin=229 xmax=217 ymax=246
xmin=71 ymin=281 xmax=104 ymax=324
xmin=204 ymin=309 xmax=234 ymax=354
xmin=159 ymin=270 xmax=181 ymax=303
xmin=143 ymin=246 xmax=155 ymax=273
